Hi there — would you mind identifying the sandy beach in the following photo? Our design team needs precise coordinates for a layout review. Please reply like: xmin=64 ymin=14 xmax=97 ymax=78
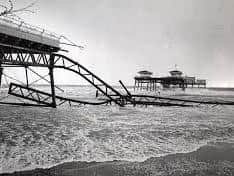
xmin=1 ymin=141 xmax=233 ymax=176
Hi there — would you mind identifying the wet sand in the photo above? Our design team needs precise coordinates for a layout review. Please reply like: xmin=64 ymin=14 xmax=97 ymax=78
xmin=1 ymin=141 xmax=234 ymax=176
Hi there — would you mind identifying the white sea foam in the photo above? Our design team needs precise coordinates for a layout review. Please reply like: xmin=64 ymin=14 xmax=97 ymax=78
xmin=0 ymin=86 xmax=234 ymax=173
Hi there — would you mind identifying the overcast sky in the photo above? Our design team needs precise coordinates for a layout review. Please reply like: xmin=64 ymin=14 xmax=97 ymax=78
xmin=7 ymin=0 xmax=234 ymax=86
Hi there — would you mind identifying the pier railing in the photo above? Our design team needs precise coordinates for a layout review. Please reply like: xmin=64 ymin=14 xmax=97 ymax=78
xmin=0 ymin=16 xmax=61 ymax=41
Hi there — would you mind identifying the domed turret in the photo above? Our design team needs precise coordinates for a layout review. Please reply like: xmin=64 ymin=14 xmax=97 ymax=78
xmin=137 ymin=70 xmax=153 ymax=78
xmin=169 ymin=70 xmax=183 ymax=77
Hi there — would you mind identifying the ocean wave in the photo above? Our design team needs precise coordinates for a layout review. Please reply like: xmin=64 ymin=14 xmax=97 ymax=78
xmin=1 ymin=101 xmax=234 ymax=173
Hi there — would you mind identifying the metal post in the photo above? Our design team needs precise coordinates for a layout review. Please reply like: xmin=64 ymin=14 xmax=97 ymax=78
xmin=49 ymin=54 xmax=56 ymax=108
xmin=150 ymin=81 xmax=152 ymax=91
xmin=134 ymin=79 xmax=136 ymax=91
xmin=0 ymin=53 xmax=3 ymax=88
xmin=25 ymin=66 xmax=29 ymax=87
xmin=0 ymin=67 xmax=2 ymax=88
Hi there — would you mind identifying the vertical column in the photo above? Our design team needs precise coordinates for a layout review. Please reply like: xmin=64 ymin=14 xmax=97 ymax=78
xmin=134 ymin=79 xmax=136 ymax=91
xmin=49 ymin=54 xmax=56 ymax=108
xmin=0 ymin=53 xmax=3 ymax=89
xmin=0 ymin=67 xmax=2 ymax=88
xmin=25 ymin=66 xmax=29 ymax=87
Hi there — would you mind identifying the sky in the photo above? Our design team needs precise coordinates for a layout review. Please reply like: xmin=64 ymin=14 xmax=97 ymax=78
xmin=3 ymin=0 xmax=234 ymax=86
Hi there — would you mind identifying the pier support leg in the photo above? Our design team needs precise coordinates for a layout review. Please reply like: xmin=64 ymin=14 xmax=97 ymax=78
xmin=49 ymin=54 xmax=56 ymax=108
xmin=0 ymin=67 xmax=2 ymax=88
xmin=134 ymin=80 xmax=136 ymax=91
xmin=25 ymin=66 xmax=29 ymax=87
xmin=0 ymin=53 xmax=3 ymax=89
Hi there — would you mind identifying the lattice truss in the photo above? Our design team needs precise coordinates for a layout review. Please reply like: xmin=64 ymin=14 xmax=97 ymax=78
xmin=0 ymin=49 xmax=124 ymax=107
xmin=1 ymin=49 xmax=233 ymax=108
xmin=0 ymin=65 xmax=58 ymax=106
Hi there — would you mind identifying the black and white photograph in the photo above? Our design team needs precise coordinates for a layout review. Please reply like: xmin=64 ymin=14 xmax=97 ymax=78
xmin=0 ymin=0 xmax=234 ymax=175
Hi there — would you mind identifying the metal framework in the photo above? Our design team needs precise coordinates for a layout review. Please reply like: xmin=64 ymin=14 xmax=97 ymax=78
xmin=8 ymin=83 xmax=112 ymax=106
xmin=1 ymin=44 xmax=234 ymax=108
xmin=127 ymin=94 xmax=234 ymax=107
xmin=0 ymin=45 xmax=124 ymax=107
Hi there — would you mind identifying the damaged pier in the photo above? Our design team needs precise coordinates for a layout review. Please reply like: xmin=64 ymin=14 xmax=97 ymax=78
xmin=0 ymin=16 xmax=233 ymax=108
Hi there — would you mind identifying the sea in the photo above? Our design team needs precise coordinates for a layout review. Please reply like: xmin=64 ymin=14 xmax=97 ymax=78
xmin=0 ymin=86 xmax=234 ymax=173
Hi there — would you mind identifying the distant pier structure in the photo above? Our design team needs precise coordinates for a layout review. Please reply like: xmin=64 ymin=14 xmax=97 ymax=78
xmin=134 ymin=69 xmax=206 ymax=91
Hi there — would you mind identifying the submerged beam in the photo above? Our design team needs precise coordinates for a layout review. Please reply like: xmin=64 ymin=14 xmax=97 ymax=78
xmin=8 ymin=83 xmax=112 ymax=107
xmin=8 ymin=83 xmax=54 ymax=107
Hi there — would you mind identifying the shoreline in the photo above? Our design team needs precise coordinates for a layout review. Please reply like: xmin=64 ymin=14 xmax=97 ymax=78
xmin=1 ymin=141 xmax=234 ymax=176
